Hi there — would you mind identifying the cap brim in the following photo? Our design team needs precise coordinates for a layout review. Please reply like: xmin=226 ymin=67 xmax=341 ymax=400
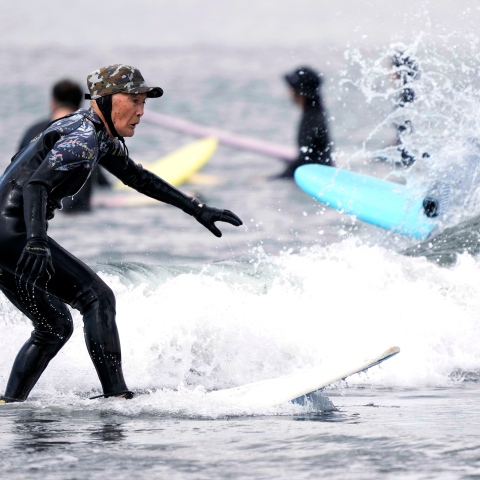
xmin=126 ymin=86 xmax=164 ymax=98
xmin=144 ymin=87 xmax=163 ymax=98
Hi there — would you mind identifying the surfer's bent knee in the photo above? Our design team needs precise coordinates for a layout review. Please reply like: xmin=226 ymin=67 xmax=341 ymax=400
xmin=71 ymin=275 xmax=116 ymax=315
xmin=32 ymin=320 xmax=73 ymax=350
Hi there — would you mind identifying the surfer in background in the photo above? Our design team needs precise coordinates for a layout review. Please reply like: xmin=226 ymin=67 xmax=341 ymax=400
xmin=274 ymin=66 xmax=334 ymax=179
xmin=18 ymin=78 xmax=111 ymax=213
xmin=390 ymin=48 xmax=421 ymax=167
xmin=0 ymin=64 xmax=242 ymax=404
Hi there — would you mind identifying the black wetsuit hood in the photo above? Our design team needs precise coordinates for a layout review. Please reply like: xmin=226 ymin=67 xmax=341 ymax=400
xmin=285 ymin=66 xmax=323 ymax=100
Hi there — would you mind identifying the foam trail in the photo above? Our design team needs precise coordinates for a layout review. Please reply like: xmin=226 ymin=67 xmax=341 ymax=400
xmin=1 ymin=240 xmax=479 ymax=416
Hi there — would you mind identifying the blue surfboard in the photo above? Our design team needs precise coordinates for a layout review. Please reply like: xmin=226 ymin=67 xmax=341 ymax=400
xmin=294 ymin=164 xmax=437 ymax=240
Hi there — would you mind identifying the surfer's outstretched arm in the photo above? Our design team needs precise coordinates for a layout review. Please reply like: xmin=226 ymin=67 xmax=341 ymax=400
xmin=101 ymin=155 xmax=243 ymax=237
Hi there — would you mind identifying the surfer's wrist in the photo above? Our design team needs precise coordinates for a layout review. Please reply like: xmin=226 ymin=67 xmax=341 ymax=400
xmin=181 ymin=197 xmax=202 ymax=216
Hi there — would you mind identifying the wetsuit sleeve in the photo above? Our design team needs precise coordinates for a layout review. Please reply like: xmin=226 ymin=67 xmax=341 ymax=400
xmin=23 ymin=183 xmax=49 ymax=241
xmin=99 ymin=155 xmax=199 ymax=215
xmin=43 ymin=122 xmax=97 ymax=172
xmin=23 ymin=163 xmax=83 ymax=240
xmin=22 ymin=121 xmax=99 ymax=239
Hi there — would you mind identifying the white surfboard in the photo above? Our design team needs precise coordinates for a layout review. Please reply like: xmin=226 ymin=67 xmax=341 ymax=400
xmin=209 ymin=346 xmax=400 ymax=407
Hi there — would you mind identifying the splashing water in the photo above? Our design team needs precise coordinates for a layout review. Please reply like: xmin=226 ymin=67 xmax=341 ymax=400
xmin=338 ymin=34 xmax=480 ymax=231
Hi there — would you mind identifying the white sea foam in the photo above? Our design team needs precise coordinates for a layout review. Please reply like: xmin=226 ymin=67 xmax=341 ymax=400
xmin=2 ymin=241 xmax=479 ymax=416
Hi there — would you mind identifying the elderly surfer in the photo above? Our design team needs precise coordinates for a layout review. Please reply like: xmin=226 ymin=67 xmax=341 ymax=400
xmin=0 ymin=64 xmax=242 ymax=403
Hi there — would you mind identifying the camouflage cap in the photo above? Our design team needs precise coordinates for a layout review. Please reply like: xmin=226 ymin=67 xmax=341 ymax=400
xmin=85 ymin=64 xmax=163 ymax=100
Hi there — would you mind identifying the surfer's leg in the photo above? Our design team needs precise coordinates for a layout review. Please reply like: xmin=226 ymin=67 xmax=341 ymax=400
xmin=41 ymin=238 xmax=130 ymax=397
xmin=0 ymin=237 xmax=130 ymax=400
xmin=0 ymin=270 xmax=73 ymax=401
xmin=70 ymin=273 xmax=131 ymax=397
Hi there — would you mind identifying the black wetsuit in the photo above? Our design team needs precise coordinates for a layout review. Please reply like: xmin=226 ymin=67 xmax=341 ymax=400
xmin=0 ymin=108 xmax=206 ymax=401
xmin=18 ymin=118 xmax=51 ymax=151
xmin=18 ymin=116 xmax=111 ymax=212
xmin=277 ymin=95 xmax=334 ymax=179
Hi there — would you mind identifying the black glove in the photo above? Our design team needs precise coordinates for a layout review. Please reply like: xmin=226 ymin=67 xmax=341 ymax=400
xmin=17 ymin=238 xmax=55 ymax=280
xmin=192 ymin=200 xmax=243 ymax=237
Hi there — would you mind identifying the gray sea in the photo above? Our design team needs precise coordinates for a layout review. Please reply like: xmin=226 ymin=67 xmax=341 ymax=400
xmin=1 ymin=1 xmax=480 ymax=478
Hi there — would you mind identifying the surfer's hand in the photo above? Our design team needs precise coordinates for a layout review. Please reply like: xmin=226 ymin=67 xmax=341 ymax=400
xmin=17 ymin=238 xmax=55 ymax=279
xmin=192 ymin=201 xmax=243 ymax=237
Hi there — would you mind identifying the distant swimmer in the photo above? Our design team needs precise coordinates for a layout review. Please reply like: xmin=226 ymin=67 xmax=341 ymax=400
xmin=18 ymin=78 xmax=111 ymax=213
xmin=0 ymin=64 xmax=242 ymax=404
xmin=274 ymin=66 xmax=334 ymax=179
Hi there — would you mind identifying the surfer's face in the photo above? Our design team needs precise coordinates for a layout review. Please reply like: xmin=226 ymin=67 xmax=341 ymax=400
xmin=111 ymin=93 xmax=147 ymax=137
xmin=288 ymin=87 xmax=304 ymax=107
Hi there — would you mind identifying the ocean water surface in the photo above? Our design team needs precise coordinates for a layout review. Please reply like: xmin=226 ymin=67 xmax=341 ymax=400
xmin=1 ymin=1 xmax=480 ymax=478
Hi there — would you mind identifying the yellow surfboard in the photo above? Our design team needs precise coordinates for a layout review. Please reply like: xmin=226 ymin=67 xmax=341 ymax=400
xmin=115 ymin=137 xmax=218 ymax=190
